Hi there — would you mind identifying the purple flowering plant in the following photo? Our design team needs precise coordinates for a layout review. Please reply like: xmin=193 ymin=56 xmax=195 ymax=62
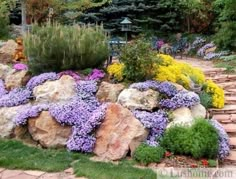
xmin=14 ymin=104 xmax=49 ymax=125
xmin=13 ymin=63 xmax=28 ymax=71
xmin=57 ymin=70 xmax=81 ymax=82
xmin=209 ymin=119 xmax=230 ymax=159
xmin=159 ymin=91 xmax=200 ymax=109
xmin=0 ymin=79 xmax=7 ymax=97
xmin=197 ymin=42 xmax=215 ymax=57
xmin=133 ymin=110 xmax=168 ymax=146
xmin=86 ymin=69 xmax=105 ymax=81
xmin=203 ymin=51 xmax=230 ymax=60
xmin=0 ymin=88 xmax=32 ymax=107
xmin=26 ymin=72 xmax=58 ymax=91
xmin=130 ymin=80 xmax=178 ymax=97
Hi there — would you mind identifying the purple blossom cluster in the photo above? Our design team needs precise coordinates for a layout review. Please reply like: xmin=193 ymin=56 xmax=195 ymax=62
xmin=156 ymin=40 xmax=164 ymax=50
xmin=159 ymin=91 xmax=200 ymax=109
xmin=191 ymin=37 xmax=206 ymax=49
xmin=203 ymin=51 xmax=230 ymax=60
xmin=66 ymin=104 xmax=107 ymax=152
xmin=197 ymin=42 xmax=215 ymax=57
xmin=133 ymin=110 xmax=168 ymax=146
xmin=49 ymin=97 xmax=93 ymax=126
xmin=14 ymin=104 xmax=49 ymax=125
xmin=57 ymin=70 xmax=81 ymax=82
xmin=130 ymin=80 xmax=178 ymax=97
xmin=158 ymin=81 xmax=178 ymax=97
xmin=26 ymin=72 xmax=58 ymax=91
xmin=76 ymin=80 xmax=98 ymax=100
xmin=13 ymin=63 xmax=28 ymax=71
xmin=209 ymin=119 xmax=230 ymax=160
xmin=50 ymin=98 xmax=107 ymax=152
xmin=0 ymin=88 xmax=32 ymax=107
xmin=0 ymin=79 xmax=7 ymax=97
xmin=86 ymin=69 xmax=105 ymax=81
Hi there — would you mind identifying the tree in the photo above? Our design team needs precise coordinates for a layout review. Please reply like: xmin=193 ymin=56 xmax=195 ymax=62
xmin=80 ymin=0 xmax=184 ymax=35
xmin=214 ymin=0 xmax=236 ymax=50
xmin=21 ymin=0 xmax=27 ymax=34
xmin=0 ymin=0 xmax=16 ymax=37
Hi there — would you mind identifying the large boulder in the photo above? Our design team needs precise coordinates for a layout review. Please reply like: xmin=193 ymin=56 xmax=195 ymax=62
xmin=28 ymin=111 xmax=71 ymax=148
xmin=0 ymin=64 xmax=12 ymax=80
xmin=0 ymin=105 xmax=29 ymax=138
xmin=96 ymin=82 xmax=125 ymax=103
xmin=167 ymin=107 xmax=194 ymax=128
xmin=117 ymin=88 xmax=160 ymax=111
xmin=191 ymin=104 xmax=206 ymax=119
xmin=5 ymin=70 xmax=30 ymax=90
xmin=0 ymin=40 xmax=17 ymax=64
xmin=94 ymin=103 xmax=148 ymax=160
xmin=33 ymin=75 xmax=77 ymax=104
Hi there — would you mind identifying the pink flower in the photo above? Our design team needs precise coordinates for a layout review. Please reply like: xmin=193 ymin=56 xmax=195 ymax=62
xmin=13 ymin=63 xmax=28 ymax=71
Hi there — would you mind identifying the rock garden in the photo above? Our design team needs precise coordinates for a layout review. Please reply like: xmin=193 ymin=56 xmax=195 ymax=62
xmin=0 ymin=0 xmax=235 ymax=178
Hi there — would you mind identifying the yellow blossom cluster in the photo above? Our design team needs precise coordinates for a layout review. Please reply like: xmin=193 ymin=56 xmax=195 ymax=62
xmin=107 ymin=63 xmax=124 ymax=81
xmin=154 ymin=55 xmax=205 ymax=88
xmin=205 ymin=80 xmax=225 ymax=108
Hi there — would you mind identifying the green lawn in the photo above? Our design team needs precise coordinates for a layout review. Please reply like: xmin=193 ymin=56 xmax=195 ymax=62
xmin=0 ymin=139 xmax=157 ymax=179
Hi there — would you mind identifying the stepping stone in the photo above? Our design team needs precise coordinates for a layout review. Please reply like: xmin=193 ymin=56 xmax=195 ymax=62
xmin=7 ymin=173 xmax=36 ymax=179
xmin=225 ymin=96 xmax=236 ymax=104
xmin=226 ymin=151 xmax=236 ymax=163
xmin=222 ymin=124 xmax=236 ymax=133
xmin=213 ymin=114 xmax=236 ymax=122
xmin=218 ymin=82 xmax=236 ymax=90
xmin=210 ymin=105 xmax=236 ymax=112
xmin=230 ymin=137 xmax=236 ymax=147
xmin=1 ymin=170 xmax=23 ymax=179
xmin=24 ymin=170 xmax=45 ymax=177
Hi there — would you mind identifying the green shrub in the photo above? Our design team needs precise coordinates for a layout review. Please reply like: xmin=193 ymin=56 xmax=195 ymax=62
xmin=133 ymin=144 xmax=165 ymax=165
xmin=208 ymin=159 xmax=217 ymax=167
xmin=199 ymin=91 xmax=213 ymax=109
xmin=120 ymin=40 xmax=160 ymax=82
xmin=24 ymin=23 xmax=109 ymax=74
xmin=214 ymin=22 xmax=236 ymax=51
xmin=160 ymin=119 xmax=219 ymax=159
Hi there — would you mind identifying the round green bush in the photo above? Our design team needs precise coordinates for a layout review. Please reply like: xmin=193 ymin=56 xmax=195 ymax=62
xmin=160 ymin=119 xmax=219 ymax=159
xmin=133 ymin=144 xmax=165 ymax=165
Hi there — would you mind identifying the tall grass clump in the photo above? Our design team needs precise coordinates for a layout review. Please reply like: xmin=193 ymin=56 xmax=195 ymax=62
xmin=24 ymin=23 xmax=109 ymax=74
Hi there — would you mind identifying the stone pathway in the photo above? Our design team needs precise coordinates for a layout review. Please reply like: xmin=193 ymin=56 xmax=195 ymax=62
xmin=0 ymin=168 xmax=86 ymax=179
xmin=180 ymin=57 xmax=236 ymax=165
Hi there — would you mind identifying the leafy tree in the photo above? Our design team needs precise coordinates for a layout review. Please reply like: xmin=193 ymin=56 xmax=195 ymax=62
xmin=214 ymin=0 xmax=236 ymax=50
xmin=0 ymin=0 xmax=16 ymax=38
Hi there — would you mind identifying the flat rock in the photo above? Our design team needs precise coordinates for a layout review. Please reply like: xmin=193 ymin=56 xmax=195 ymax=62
xmin=23 ymin=170 xmax=45 ymax=177
xmin=1 ymin=170 xmax=23 ymax=179
xmin=28 ymin=111 xmax=72 ymax=148
xmin=33 ymin=75 xmax=77 ymax=104
xmin=222 ymin=124 xmax=236 ymax=133
xmin=117 ymin=88 xmax=160 ymax=111
xmin=96 ymin=82 xmax=125 ymax=103
xmin=94 ymin=103 xmax=148 ymax=160
xmin=230 ymin=137 xmax=236 ymax=147
xmin=226 ymin=151 xmax=236 ymax=162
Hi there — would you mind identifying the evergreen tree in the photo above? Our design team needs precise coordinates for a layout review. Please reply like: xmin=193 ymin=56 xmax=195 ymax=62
xmin=80 ymin=0 xmax=184 ymax=34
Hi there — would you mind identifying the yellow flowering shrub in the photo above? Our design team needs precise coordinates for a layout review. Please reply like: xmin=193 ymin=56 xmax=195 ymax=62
xmin=107 ymin=63 xmax=124 ymax=81
xmin=154 ymin=55 xmax=205 ymax=88
xmin=205 ymin=80 xmax=225 ymax=108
